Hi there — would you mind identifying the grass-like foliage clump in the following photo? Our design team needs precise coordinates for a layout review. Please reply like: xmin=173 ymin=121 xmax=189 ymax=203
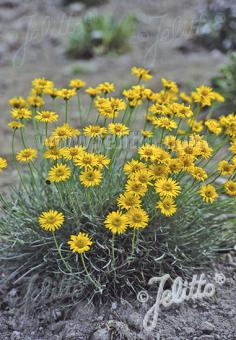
xmin=0 ymin=67 xmax=236 ymax=301
xmin=67 ymin=12 xmax=136 ymax=58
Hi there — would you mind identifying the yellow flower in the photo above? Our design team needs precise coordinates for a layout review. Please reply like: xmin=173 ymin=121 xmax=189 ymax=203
xmin=124 ymin=160 xmax=147 ymax=176
xmin=180 ymin=92 xmax=192 ymax=103
xmin=69 ymin=79 xmax=86 ymax=90
xmin=131 ymin=66 xmax=152 ymax=81
xmin=155 ymin=177 xmax=181 ymax=198
xmin=157 ymin=197 xmax=177 ymax=216
xmin=104 ymin=211 xmax=128 ymax=234
xmin=27 ymin=96 xmax=45 ymax=108
xmin=83 ymin=125 xmax=107 ymax=138
xmin=68 ymin=232 xmax=93 ymax=253
xmin=190 ymin=167 xmax=208 ymax=181
xmin=74 ymin=152 xmax=98 ymax=169
xmin=0 ymin=157 xmax=7 ymax=173
xmin=161 ymin=78 xmax=178 ymax=93
xmin=44 ymin=87 xmax=60 ymax=99
xmin=167 ymin=158 xmax=182 ymax=174
xmin=108 ymin=123 xmax=130 ymax=137
xmin=217 ymin=160 xmax=234 ymax=176
xmin=126 ymin=207 xmax=149 ymax=229
xmin=163 ymin=135 xmax=179 ymax=151
xmin=191 ymin=85 xmax=215 ymax=107
xmin=79 ymin=169 xmax=102 ymax=187
xmin=44 ymin=136 xmax=60 ymax=148
xmin=141 ymin=130 xmax=153 ymax=138
xmin=149 ymin=163 xmax=170 ymax=179
xmin=16 ymin=148 xmax=37 ymax=163
xmin=152 ymin=117 xmax=177 ymax=131
xmin=44 ymin=148 xmax=62 ymax=161
xmin=32 ymin=78 xmax=54 ymax=94
xmin=205 ymin=119 xmax=222 ymax=135
xmin=171 ymin=103 xmax=193 ymax=118
xmin=61 ymin=146 xmax=85 ymax=161
xmin=117 ymin=192 xmax=141 ymax=210
xmin=35 ymin=111 xmax=58 ymax=123
xmin=138 ymin=144 xmax=157 ymax=161
xmin=57 ymin=88 xmax=76 ymax=101
xmin=52 ymin=123 xmax=80 ymax=140
xmin=125 ymin=180 xmax=148 ymax=197
xmin=224 ymin=180 xmax=236 ymax=196
xmin=131 ymin=169 xmax=152 ymax=185
xmin=229 ymin=140 xmax=236 ymax=154
xmin=85 ymin=87 xmax=101 ymax=97
xmin=9 ymin=96 xmax=27 ymax=108
xmin=198 ymin=184 xmax=218 ymax=203
xmin=98 ymin=82 xmax=115 ymax=94
xmin=38 ymin=210 xmax=64 ymax=232
xmin=94 ymin=154 xmax=110 ymax=169
xmin=188 ymin=120 xmax=204 ymax=133
xmin=48 ymin=164 xmax=71 ymax=182
xmin=11 ymin=108 xmax=32 ymax=120
xmin=8 ymin=121 xmax=24 ymax=129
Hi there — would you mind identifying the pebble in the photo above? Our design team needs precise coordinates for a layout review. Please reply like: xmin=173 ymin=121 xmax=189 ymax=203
xmin=90 ymin=328 xmax=110 ymax=340
xmin=201 ymin=321 xmax=215 ymax=334
xmin=125 ymin=311 xmax=143 ymax=331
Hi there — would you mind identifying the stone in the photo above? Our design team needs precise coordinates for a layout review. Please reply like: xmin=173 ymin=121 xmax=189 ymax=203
xmin=90 ymin=328 xmax=110 ymax=340
xmin=125 ymin=311 xmax=143 ymax=331
xmin=201 ymin=321 xmax=215 ymax=334
xmin=68 ymin=2 xmax=85 ymax=16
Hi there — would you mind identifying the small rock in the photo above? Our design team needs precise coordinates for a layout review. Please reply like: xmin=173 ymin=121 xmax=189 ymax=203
xmin=90 ymin=328 xmax=110 ymax=340
xmin=68 ymin=2 xmax=85 ymax=16
xmin=125 ymin=311 xmax=143 ymax=331
xmin=184 ymin=326 xmax=195 ymax=335
xmin=11 ymin=331 xmax=22 ymax=340
xmin=201 ymin=321 xmax=215 ymax=334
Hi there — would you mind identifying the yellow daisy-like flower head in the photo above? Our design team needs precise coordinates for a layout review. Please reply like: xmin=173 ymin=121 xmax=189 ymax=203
xmin=198 ymin=184 xmax=218 ymax=203
xmin=35 ymin=111 xmax=58 ymax=123
xmin=61 ymin=146 xmax=85 ymax=161
xmin=11 ymin=108 xmax=32 ymax=120
xmin=68 ymin=232 xmax=92 ymax=253
xmin=79 ymin=169 xmax=102 ymax=187
xmin=132 ymin=169 xmax=152 ymax=185
xmin=104 ymin=211 xmax=128 ymax=234
xmin=16 ymin=148 xmax=37 ymax=163
xmin=205 ymin=119 xmax=222 ymax=135
xmin=126 ymin=207 xmax=149 ymax=229
xmin=155 ymin=177 xmax=181 ymax=198
xmin=138 ymin=144 xmax=157 ymax=161
xmin=38 ymin=210 xmax=64 ymax=232
xmin=44 ymin=136 xmax=60 ymax=148
xmin=149 ymin=163 xmax=170 ymax=179
xmin=9 ymin=96 xmax=27 ymax=109
xmin=58 ymin=88 xmax=76 ymax=101
xmin=44 ymin=87 xmax=60 ymax=99
xmin=0 ymin=157 xmax=7 ymax=173
xmin=153 ymin=117 xmax=177 ymax=131
xmin=48 ymin=164 xmax=71 ymax=182
xmin=190 ymin=166 xmax=208 ymax=181
xmin=141 ymin=130 xmax=153 ymax=138
xmin=74 ymin=152 xmax=98 ymax=169
xmin=44 ymin=148 xmax=62 ymax=161
xmin=217 ymin=160 xmax=234 ymax=176
xmin=94 ymin=154 xmax=110 ymax=169
xmin=224 ymin=180 xmax=236 ymax=196
xmin=124 ymin=160 xmax=147 ymax=176
xmin=27 ymin=95 xmax=45 ymax=108
xmin=8 ymin=121 xmax=24 ymax=129
xmin=108 ymin=123 xmax=130 ymax=137
xmin=69 ymin=79 xmax=86 ymax=90
xmin=85 ymin=87 xmax=101 ymax=97
xmin=117 ymin=191 xmax=141 ymax=210
xmin=98 ymin=82 xmax=115 ymax=94
xmin=157 ymin=197 xmax=177 ymax=217
xmin=131 ymin=66 xmax=152 ymax=81
xmin=125 ymin=180 xmax=148 ymax=197
xmin=83 ymin=125 xmax=107 ymax=138
xmin=52 ymin=123 xmax=80 ymax=140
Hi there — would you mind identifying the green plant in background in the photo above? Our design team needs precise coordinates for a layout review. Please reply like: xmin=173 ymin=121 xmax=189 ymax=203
xmin=193 ymin=0 xmax=236 ymax=52
xmin=211 ymin=53 xmax=236 ymax=112
xmin=67 ymin=12 xmax=136 ymax=58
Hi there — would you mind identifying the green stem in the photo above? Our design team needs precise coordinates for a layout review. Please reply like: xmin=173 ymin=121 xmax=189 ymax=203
xmin=111 ymin=233 xmax=115 ymax=267
xmin=52 ymin=232 xmax=71 ymax=272
xmin=81 ymin=253 xmax=102 ymax=292
xmin=65 ymin=100 xmax=68 ymax=123
xmin=12 ymin=130 xmax=28 ymax=193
